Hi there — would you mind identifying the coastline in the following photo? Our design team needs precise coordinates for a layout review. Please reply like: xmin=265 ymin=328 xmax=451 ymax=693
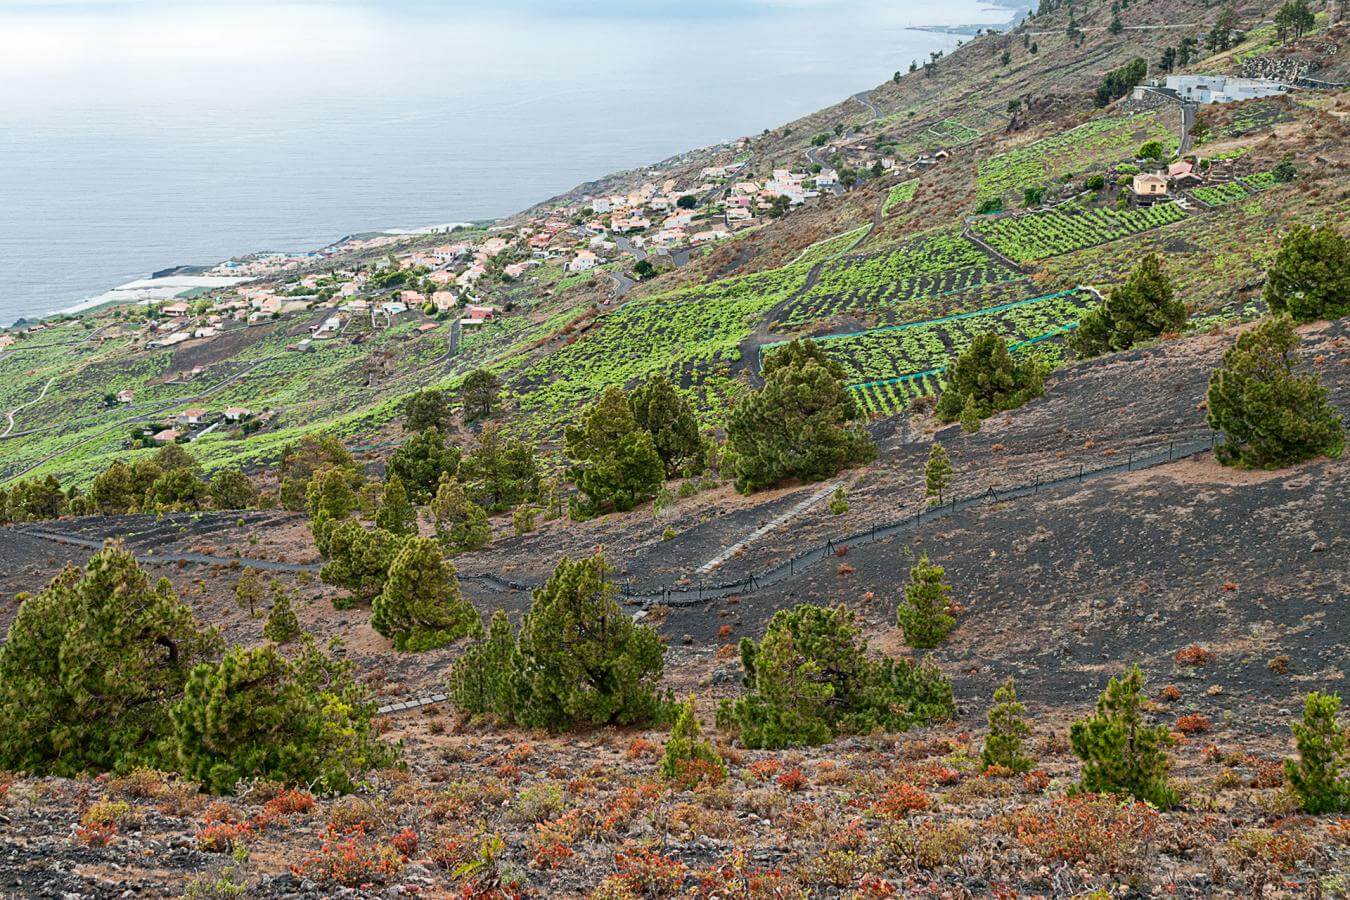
xmin=3 ymin=220 xmax=481 ymax=330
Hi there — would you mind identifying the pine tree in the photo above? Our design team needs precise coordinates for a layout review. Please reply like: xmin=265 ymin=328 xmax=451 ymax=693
xmin=828 ymin=485 xmax=849 ymax=515
xmin=372 ymin=537 xmax=482 ymax=651
xmin=308 ymin=466 xmax=359 ymax=555
xmin=447 ymin=609 xmax=519 ymax=720
xmin=1207 ymin=316 xmax=1344 ymax=468
xmin=1263 ymin=224 xmax=1350 ymax=322
xmin=403 ymin=388 xmax=453 ymax=431
xmin=936 ymin=332 xmax=1043 ymax=424
xmin=925 ymin=443 xmax=953 ymax=505
xmin=89 ymin=460 xmax=139 ymax=515
xmin=461 ymin=369 xmax=502 ymax=422
xmin=457 ymin=423 xmax=540 ymax=513
xmin=387 ymin=427 xmax=460 ymax=503
xmin=660 ymin=696 xmax=725 ymax=787
xmin=0 ymin=541 xmax=220 ymax=775
xmin=1284 ymin=691 xmax=1348 ymax=814
xmin=628 ymin=376 xmax=705 ymax=478
xmin=209 ymin=466 xmax=259 ymax=510
xmin=565 ymin=385 xmax=665 ymax=516
xmin=263 ymin=581 xmax=301 ymax=644
xmin=512 ymin=503 xmax=536 ymax=535
xmin=429 ymin=473 xmax=492 ymax=553
xmin=319 ymin=521 xmax=406 ymax=604
xmin=726 ymin=339 xmax=875 ymax=494
xmin=1069 ymin=255 xmax=1185 ymax=357
xmin=172 ymin=639 xmax=397 ymax=794
xmin=234 ymin=567 xmax=266 ymax=618
xmin=374 ymin=473 xmax=417 ymax=536
xmin=1069 ymin=665 xmax=1177 ymax=808
xmin=982 ymin=677 xmax=1034 ymax=773
xmin=721 ymin=603 xmax=953 ymax=749
xmin=512 ymin=553 xmax=669 ymax=729
xmin=896 ymin=553 xmax=956 ymax=649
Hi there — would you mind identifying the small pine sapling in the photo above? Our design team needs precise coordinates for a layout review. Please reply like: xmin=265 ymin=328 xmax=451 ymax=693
xmin=981 ymin=677 xmax=1034 ymax=773
xmin=660 ymin=696 xmax=725 ymax=787
xmin=1284 ymin=691 xmax=1348 ymax=814
xmin=1069 ymin=665 xmax=1177 ymax=808
xmin=896 ymin=553 xmax=956 ymax=649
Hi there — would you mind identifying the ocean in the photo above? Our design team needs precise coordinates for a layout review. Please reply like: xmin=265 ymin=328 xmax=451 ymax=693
xmin=0 ymin=0 xmax=1018 ymax=326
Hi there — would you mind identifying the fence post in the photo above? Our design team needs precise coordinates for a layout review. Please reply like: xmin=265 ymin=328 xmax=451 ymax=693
xmin=1079 ymin=464 xmax=1084 ymax=482
xmin=1168 ymin=440 xmax=1174 ymax=461
xmin=790 ymin=557 xmax=794 ymax=575
xmin=1128 ymin=450 xmax=1133 ymax=471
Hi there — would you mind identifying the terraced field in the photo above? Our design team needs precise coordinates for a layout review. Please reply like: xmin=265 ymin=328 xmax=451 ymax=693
xmin=777 ymin=229 xmax=1020 ymax=327
xmin=512 ymin=263 xmax=813 ymax=426
xmin=972 ymin=201 xmax=1189 ymax=263
xmin=766 ymin=288 xmax=1098 ymax=418
xmin=976 ymin=113 xmax=1177 ymax=202
xmin=881 ymin=180 xmax=918 ymax=215
xmin=792 ymin=224 xmax=871 ymax=266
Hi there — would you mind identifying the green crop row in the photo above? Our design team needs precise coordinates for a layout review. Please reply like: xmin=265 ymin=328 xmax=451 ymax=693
xmin=972 ymin=201 xmax=1189 ymax=263
xmin=510 ymin=263 xmax=813 ymax=427
xmin=780 ymin=229 xmax=1016 ymax=326
xmin=785 ymin=288 xmax=1097 ymax=389
xmin=1191 ymin=181 xmax=1249 ymax=207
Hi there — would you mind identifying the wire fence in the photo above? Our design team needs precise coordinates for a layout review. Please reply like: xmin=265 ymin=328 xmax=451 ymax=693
xmin=469 ymin=431 xmax=1221 ymax=608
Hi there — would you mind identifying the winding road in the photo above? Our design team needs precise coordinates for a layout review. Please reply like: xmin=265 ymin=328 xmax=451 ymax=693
xmin=2 ymin=377 xmax=55 ymax=439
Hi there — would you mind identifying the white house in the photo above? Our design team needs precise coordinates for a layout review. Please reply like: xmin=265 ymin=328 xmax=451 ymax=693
xmin=1161 ymin=74 xmax=1290 ymax=104
xmin=567 ymin=250 xmax=600 ymax=272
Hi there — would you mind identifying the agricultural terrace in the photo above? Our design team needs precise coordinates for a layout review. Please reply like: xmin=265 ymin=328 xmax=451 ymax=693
xmin=0 ymin=311 xmax=522 ymax=485
xmin=792 ymin=224 xmax=871 ymax=266
xmin=927 ymin=118 xmax=981 ymax=145
xmin=777 ymin=229 xmax=1020 ymax=327
xmin=881 ymin=180 xmax=918 ymax=215
xmin=972 ymin=201 xmax=1190 ymax=263
xmin=511 ymin=263 xmax=812 ymax=427
xmin=774 ymin=287 xmax=1097 ymax=387
xmin=976 ymin=113 xmax=1177 ymax=202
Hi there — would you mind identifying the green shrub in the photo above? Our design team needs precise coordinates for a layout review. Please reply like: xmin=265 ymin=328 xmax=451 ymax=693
xmin=896 ymin=553 xmax=956 ymax=649
xmin=234 ymin=568 xmax=265 ymax=618
xmin=1207 ymin=316 xmax=1344 ymax=469
xmin=727 ymin=339 xmax=875 ymax=494
xmin=1069 ymin=255 xmax=1185 ymax=357
xmin=512 ymin=504 xmax=536 ymax=536
xmin=172 ymin=639 xmax=397 ymax=794
xmin=719 ymin=604 xmax=952 ymax=749
xmin=981 ymin=677 xmax=1034 ymax=773
xmin=828 ymin=485 xmax=849 ymax=515
xmin=935 ymin=332 xmax=1043 ymax=423
xmin=0 ymin=541 xmax=220 ymax=776
xmin=1069 ymin=665 xmax=1177 ymax=808
xmin=371 ymin=537 xmax=482 ymax=651
xmin=1284 ymin=691 xmax=1347 ymax=814
xmin=1263 ymin=224 xmax=1350 ymax=322
xmin=661 ymin=696 xmax=725 ymax=786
